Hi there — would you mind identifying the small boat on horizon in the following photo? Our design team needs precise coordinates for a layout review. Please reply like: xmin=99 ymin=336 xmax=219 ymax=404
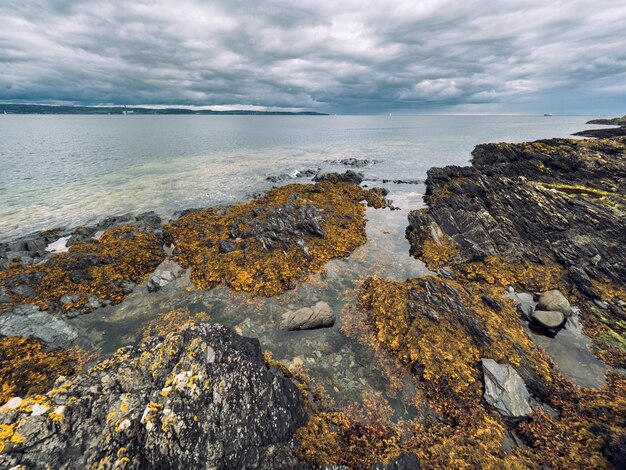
xmin=544 ymin=113 xmax=553 ymax=116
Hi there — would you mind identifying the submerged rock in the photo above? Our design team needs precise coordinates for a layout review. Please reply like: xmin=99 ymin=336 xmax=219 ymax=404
xmin=481 ymin=358 xmax=532 ymax=418
xmin=0 ymin=323 xmax=306 ymax=469
xmin=328 ymin=158 xmax=381 ymax=168
xmin=280 ymin=301 xmax=336 ymax=330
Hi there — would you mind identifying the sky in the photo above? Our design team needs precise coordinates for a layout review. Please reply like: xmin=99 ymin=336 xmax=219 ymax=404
xmin=1 ymin=0 xmax=625 ymax=115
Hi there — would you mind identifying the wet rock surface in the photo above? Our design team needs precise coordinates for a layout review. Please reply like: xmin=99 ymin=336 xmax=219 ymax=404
xmin=167 ymin=180 xmax=388 ymax=296
xmin=0 ymin=304 xmax=78 ymax=349
xmin=0 ymin=323 xmax=306 ymax=469
xmin=0 ymin=211 xmax=163 ymax=270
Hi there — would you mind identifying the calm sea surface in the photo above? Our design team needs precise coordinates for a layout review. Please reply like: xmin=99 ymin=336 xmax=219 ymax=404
xmin=0 ymin=114 xmax=609 ymax=401
xmin=0 ymin=114 xmax=607 ymax=240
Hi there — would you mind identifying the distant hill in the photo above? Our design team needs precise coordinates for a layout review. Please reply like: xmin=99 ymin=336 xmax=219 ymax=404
xmin=0 ymin=104 xmax=328 ymax=116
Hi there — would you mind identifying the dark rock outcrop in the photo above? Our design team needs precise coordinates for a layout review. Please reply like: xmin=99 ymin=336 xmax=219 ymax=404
xmin=407 ymin=138 xmax=626 ymax=295
xmin=575 ymin=115 xmax=626 ymax=138
xmin=313 ymin=170 xmax=364 ymax=184
xmin=0 ymin=323 xmax=306 ymax=469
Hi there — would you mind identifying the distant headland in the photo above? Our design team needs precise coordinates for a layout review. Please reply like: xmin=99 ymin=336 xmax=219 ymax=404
xmin=0 ymin=103 xmax=328 ymax=116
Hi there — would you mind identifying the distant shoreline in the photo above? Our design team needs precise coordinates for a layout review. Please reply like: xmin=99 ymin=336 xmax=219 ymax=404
xmin=0 ymin=103 xmax=328 ymax=116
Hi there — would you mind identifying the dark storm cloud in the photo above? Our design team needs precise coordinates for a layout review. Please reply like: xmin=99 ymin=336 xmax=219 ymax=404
xmin=1 ymin=0 xmax=625 ymax=113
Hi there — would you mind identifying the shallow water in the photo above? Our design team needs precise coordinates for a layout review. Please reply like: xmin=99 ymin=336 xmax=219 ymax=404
xmin=1 ymin=114 xmax=612 ymax=415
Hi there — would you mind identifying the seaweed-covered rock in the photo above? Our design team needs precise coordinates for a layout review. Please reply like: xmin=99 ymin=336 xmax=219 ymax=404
xmin=405 ymin=136 xmax=626 ymax=363
xmin=0 ymin=225 xmax=166 ymax=316
xmin=0 ymin=212 xmax=163 ymax=270
xmin=0 ymin=323 xmax=306 ymax=469
xmin=167 ymin=181 xmax=387 ymax=296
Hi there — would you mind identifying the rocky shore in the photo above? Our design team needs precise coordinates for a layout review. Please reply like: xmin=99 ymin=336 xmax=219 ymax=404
xmin=0 ymin=121 xmax=625 ymax=468
xmin=574 ymin=115 xmax=626 ymax=138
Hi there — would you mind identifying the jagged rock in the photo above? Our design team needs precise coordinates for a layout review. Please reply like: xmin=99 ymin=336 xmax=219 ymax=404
xmin=266 ymin=169 xmax=318 ymax=183
xmin=240 ymin=202 xmax=326 ymax=252
xmin=0 ymin=323 xmax=306 ymax=469
xmin=538 ymin=290 xmax=571 ymax=315
xmin=0 ymin=304 xmax=78 ymax=349
xmin=481 ymin=358 xmax=532 ymax=418
xmin=407 ymin=138 xmax=626 ymax=281
xmin=147 ymin=259 xmax=184 ymax=292
xmin=280 ymin=301 xmax=335 ymax=330
xmin=313 ymin=170 xmax=364 ymax=184
xmin=1 ymin=212 xmax=164 ymax=270
xmin=531 ymin=309 xmax=565 ymax=328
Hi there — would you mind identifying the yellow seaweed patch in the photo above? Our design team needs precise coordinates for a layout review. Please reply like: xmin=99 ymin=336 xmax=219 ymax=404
xmin=0 ymin=336 xmax=91 ymax=404
xmin=137 ymin=309 xmax=210 ymax=343
xmin=0 ymin=226 xmax=165 ymax=312
xmin=461 ymin=256 xmax=564 ymax=293
xmin=166 ymin=181 xmax=387 ymax=296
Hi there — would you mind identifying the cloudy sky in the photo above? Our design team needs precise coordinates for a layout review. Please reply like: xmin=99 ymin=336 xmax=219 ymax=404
xmin=1 ymin=0 xmax=625 ymax=114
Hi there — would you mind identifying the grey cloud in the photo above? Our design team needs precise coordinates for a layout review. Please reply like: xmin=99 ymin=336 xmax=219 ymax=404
xmin=0 ymin=0 xmax=625 ymax=113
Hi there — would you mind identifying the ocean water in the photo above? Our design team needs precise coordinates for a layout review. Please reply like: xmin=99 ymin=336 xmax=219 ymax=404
xmin=0 ymin=114 xmax=608 ymax=241
xmin=0 ymin=114 xmax=610 ymax=410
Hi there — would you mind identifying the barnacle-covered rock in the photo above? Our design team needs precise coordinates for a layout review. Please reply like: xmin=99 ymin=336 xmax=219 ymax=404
xmin=0 ymin=323 xmax=306 ymax=469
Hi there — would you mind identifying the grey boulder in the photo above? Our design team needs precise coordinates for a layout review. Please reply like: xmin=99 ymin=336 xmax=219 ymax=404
xmin=531 ymin=309 xmax=565 ymax=328
xmin=538 ymin=290 xmax=571 ymax=315
xmin=481 ymin=358 xmax=532 ymax=418
xmin=280 ymin=301 xmax=335 ymax=331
